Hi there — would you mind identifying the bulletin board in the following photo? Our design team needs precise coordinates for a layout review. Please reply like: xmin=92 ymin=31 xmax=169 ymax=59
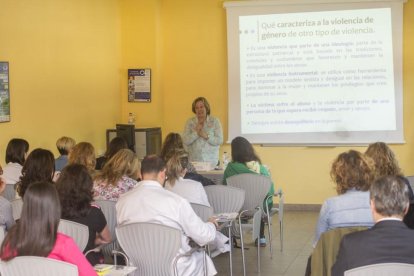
xmin=128 ymin=68 xmax=151 ymax=102
xmin=0 ymin=62 xmax=10 ymax=123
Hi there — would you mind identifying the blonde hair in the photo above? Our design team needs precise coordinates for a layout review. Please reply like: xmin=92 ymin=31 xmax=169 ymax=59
xmin=95 ymin=149 xmax=140 ymax=186
xmin=56 ymin=136 xmax=76 ymax=155
xmin=166 ymin=150 xmax=188 ymax=187
xmin=365 ymin=142 xmax=402 ymax=178
xmin=68 ymin=142 xmax=96 ymax=173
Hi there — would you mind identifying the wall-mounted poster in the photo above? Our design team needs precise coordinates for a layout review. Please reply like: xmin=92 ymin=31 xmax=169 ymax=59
xmin=0 ymin=62 xmax=10 ymax=122
xmin=128 ymin=68 xmax=151 ymax=102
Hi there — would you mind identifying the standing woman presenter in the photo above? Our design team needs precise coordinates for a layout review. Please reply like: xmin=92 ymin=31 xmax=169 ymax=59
xmin=183 ymin=97 xmax=223 ymax=167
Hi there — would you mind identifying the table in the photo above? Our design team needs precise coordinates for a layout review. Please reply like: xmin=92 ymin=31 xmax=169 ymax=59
xmin=199 ymin=170 xmax=224 ymax=185
xmin=96 ymin=265 xmax=136 ymax=276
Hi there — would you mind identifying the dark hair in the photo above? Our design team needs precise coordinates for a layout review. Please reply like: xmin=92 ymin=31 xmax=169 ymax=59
xmin=56 ymin=164 xmax=93 ymax=219
xmin=17 ymin=148 xmax=55 ymax=198
xmin=5 ymin=138 xmax=29 ymax=165
xmin=231 ymin=136 xmax=261 ymax=164
xmin=105 ymin=137 xmax=128 ymax=159
xmin=191 ymin=97 xmax=211 ymax=115
xmin=370 ymin=175 xmax=410 ymax=217
xmin=1 ymin=182 xmax=60 ymax=261
xmin=160 ymin=133 xmax=184 ymax=161
xmin=141 ymin=155 xmax=166 ymax=176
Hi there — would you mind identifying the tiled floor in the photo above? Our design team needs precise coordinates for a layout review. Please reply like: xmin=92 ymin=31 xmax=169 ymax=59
xmin=213 ymin=211 xmax=319 ymax=276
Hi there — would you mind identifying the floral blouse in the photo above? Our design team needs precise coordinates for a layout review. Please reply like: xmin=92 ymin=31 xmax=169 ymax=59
xmin=93 ymin=176 xmax=138 ymax=201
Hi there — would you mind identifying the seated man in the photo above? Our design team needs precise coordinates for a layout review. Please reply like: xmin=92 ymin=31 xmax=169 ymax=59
xmin=116 ymin=155 xmax=218 ymax=276
xmin=332 ymin=175 xmax=414 ymax=275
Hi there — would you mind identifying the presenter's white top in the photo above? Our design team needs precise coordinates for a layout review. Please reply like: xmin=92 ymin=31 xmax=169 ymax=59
xmin=183 ymin=115 xmax=223 ymax=167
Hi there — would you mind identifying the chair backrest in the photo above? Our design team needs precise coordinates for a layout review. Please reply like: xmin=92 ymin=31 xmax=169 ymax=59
xmin=226 ymin=174 xmax=270 ymax=211
xmin=3 ymin=184 xmax=16 ymax=201
xmin=11 ymin=198 xmax=23 ymax=221
xmin=58 ymin=219 xmax=89 ymax=252
xmin=190 ymin=203 xmax=214 ymax=222
xmin=204 ymin=185 xmax=245 ymax=214
xmin=0 ymin=227 xmax=5 ymax=245
xmin=94 ymin=199 xmax=117 ymax=237
xmin=311 ymin=227 xmax=368 ymax=276
xmin=345 ymin=263 xmax=414 ymax=276
xmin=0 ymin=256 xmax=78 ymax=276
xmin=93 ymin=199 xmax=119 ymax=256
xmin=406 ymin=176 xmax=414 ymax=191
xmin=116 ymin=222 xmax=181 ymax=276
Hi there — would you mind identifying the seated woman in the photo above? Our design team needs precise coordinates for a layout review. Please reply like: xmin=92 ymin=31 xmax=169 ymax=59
xmin=0 ymin=182 xmax=97 ymax=276
xmin=68 ymin=142 xmax=97 ymax=177
xmin=16 ymin=148 xmax=55 ymax=198
xmin=365 ymin=141 xmax=414 ymax=228
xmin=313 ymin=150 xmax=376 ymax=246
xmin=161 ymin=132 xmax=215 ymax=186
xmin=165 ymin=150 xmax=210 ymax=207
xmin=223 ymin=136 xmax=274 ymax=246
xmin=165 ymin=150 xmax=229 ymax=257
xmin=1 ymin=138 xmax=29 ymax=186
xmin=95 ymin=137 xmax=128 ymax=170
xmin=55 ymin=136 xmax=76 ymax=171
xmin=0 ymin=175 xmax=14 ymax=231
xmin=93 ymin=149 xmax=140 ymax=201
xmin=56 ymin=164 xmax=111 ymax=265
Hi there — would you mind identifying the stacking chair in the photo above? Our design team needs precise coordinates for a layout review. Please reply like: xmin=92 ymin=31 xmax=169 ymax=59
xmin=204 ymin=185 xmax=245 ymax=276
xmin=10 ymin=198 xmax=23 ymax=221
xmin=406 ymin=175 xmax=414 ymax=190
xmin=116 ymin=222 xmax=199 ymax=276
xmin=190 ymin=203 xmax=213 ymax=275
xmin=204 ymin=185 xmax=245 ymax=215
xmin=0 ymin=227 xmax=5 ymax=244
xmin=311 ymin=226 xmax=368 ymax=276
xmin=3 ymin=184 xmax=16 ymax=201
xmin=94 ymin=199 xmax=119 ymax=256
xmin=0 ymin=256 xmax=78 ymax=276
xmin=265 ymin=188 xmax=284 ymax=252
xmin=190 ymin=203 xmax=214 ymax=222
xmin=344 ymin=263 xmax=414 ymax=276
xmin=227 ymin=173 xmax=272 ymax=276
xmin=58 ymin=219 xmax=89 ymax=252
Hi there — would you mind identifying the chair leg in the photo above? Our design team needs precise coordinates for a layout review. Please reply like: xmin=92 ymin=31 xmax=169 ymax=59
xmin=257 ymin=234 xmax=261 ymax=273
xmin=203 ymin=249 xmax=207 ymax=276
xmin=239 ymin=217 xmax=246 ymax=276
xmin=280 ymin=219 xmax=284 ymax=252
xmin=267 ymin=213 xmax=273 ymax=258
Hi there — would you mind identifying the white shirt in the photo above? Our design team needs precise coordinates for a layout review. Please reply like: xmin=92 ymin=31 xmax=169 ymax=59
xmin=165 ymin=177 xmax=210 ymax=207
xmin=116 ymin=180 xmax=217 ymax=276
xmin=1 ymin=162 xmax=23 ymax=185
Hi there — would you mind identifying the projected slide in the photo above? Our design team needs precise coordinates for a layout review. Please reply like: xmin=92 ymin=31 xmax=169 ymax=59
xmin=239 ymin=8 xmax=395 ymax=135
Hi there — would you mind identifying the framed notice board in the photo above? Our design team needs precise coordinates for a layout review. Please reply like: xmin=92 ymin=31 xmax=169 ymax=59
xmin=128 ymin=68 xmax=151 ymax=102
xmin=0 ymin=62 xmax=10 ymax=122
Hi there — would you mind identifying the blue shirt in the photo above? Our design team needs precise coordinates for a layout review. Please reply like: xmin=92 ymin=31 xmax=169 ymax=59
xmin=55 ymin=155 xmax=68 ymax=171
xmin=313 ymin=189 xmax=374 ymax=247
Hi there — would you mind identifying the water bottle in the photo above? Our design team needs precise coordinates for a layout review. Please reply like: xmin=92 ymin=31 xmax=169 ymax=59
xmin=128 ymin=112 xmax=136 ymax=125
xmin=222 ymin=151 xmax=229 ymax=169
